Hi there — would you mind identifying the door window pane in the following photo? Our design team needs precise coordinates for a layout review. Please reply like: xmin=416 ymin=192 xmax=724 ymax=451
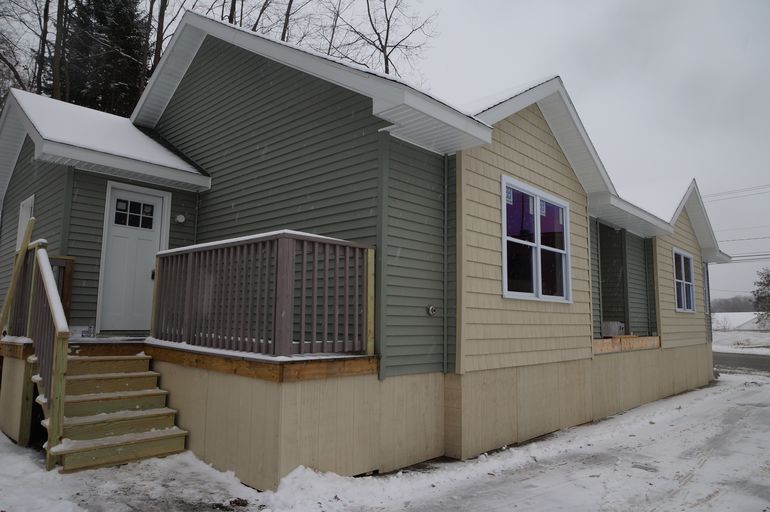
xmin=507 ymin=241 xmax=534 ymax=293
xmin=506 ymin=187 xmax=535 ymax=243
xmin=128 ymin=214 xmax=141 ymax=227
xmin=540 ymin=200 xmax=565 ymax=250
xmin=541 ymin=249 xmax=564 ymax=297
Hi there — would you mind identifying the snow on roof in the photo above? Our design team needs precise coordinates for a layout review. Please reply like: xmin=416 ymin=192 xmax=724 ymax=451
xmin=12 ymin=89 xmax=200 ymax=175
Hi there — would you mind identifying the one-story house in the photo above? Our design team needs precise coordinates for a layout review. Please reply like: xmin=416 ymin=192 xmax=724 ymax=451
xmin=0 ymin=11 xmax=729 ymax=489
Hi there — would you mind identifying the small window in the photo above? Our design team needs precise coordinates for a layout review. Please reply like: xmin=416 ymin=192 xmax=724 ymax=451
xmin=673 ymin=249 xmax=695 ymax=312
xmin=114 ymin=199 xmax=154 ymax=230
xmin=502 ymin=177 xmax=571 ymax=301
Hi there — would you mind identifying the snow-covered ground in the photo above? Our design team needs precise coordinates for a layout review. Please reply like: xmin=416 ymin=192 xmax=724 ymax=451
xmin=713 ymin=330 xmax=770 ymax=354
xmin=2 ymin=372 xmax=769 ymax=511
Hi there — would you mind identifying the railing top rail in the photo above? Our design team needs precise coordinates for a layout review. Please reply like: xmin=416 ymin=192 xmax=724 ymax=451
xmin=27 ymin=238 xmax=48 ymax=250
xmin=35 ymin=249 xmax=69 ymax=334
xmin=157 ymin=229 xmax=370 ymax=257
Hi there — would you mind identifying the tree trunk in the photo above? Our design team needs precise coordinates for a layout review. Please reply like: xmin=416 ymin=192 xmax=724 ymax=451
xmin=51 ymin=0 xmax=66 ymax=99
xmin=228 ymin=0 xmax=236 ymax=23
xmin=153 ymin=0 xmax=168 ymax=68
xmin=138 ymin=0 xmax=156 ymax=93
xmin=252 ymin=0 xmax=270 ymax=31
xmin=35 ymin=0 xmax=52 ymax=93
xmin=280 ymin=0 xmax=293 ymax=41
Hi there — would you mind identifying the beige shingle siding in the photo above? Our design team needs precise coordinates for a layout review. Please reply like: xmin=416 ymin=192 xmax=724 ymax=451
xmin=655 ymin=209 xmax=707 ymax=348
xmin=457 ymin=104 xmax=592 ymax=373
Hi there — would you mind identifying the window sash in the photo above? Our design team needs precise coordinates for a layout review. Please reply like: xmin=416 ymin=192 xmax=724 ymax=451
xmin=502 ymin=178 xmax=570 ymax=302
xmin=673 ymin=250 xmax=695 ymax=312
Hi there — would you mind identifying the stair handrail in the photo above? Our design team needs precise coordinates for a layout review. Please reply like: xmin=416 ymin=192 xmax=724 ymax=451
xmin=0 ymin=218 xmax=70 ymax=469
xmin=32 ymin=245 xmax=70 ymax=469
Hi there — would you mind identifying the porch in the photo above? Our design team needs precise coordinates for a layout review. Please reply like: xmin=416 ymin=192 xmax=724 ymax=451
xmin=0 ymin=223 xmax=378 ymax=475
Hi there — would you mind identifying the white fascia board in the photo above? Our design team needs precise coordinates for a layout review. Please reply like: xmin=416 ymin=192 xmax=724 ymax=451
xmin=476 ymin=76 xmax=561 ymax=125
xmin=131 ymin=23 xmax=207 ymax=126
xmin=608 ymin=195 xmax=672 ymax=233
xmin=476 ymin=77 xmax=618 ymax=197
xmin=702 ymin=248 xmax=732 ymax=264
xmin=38 ymin=140 xmax=211 ymax=190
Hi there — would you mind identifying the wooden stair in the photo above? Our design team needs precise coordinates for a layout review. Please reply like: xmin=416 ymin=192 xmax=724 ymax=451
xmin=37 ymin=354 xmax=187 ymax=471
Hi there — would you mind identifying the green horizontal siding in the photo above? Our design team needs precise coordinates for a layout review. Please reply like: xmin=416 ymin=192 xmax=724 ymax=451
xmin=626 ymin=232 xmax=650 ymax=335
xmin=382 ymin=138 xmax=446 ymax=376
xmin=599 ymin=224 xmax=625 ymax=325
xmin=0 ymin=137 xmax=68 ymax=301
xmin=446 ymin=155 xmax=457 ymax=373
xmin=155 ymin=36 xmax=388 ymax=246
xmin=589 ymin=217 xmax=602 ymax=339
xmin=66 ymin=171 xmax=197 ymax=327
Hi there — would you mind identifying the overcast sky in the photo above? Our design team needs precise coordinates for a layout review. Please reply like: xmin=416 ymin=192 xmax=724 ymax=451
xmin=407 ymin=0 xmax=770 ymax=299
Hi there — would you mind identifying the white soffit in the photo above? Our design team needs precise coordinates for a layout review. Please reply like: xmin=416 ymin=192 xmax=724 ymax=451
xmin=131 ymin=11 xmax=491 ymax=155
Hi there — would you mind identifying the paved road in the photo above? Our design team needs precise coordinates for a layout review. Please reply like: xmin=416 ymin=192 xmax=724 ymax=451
xmin=714 ymin=351 xmax=770 ymax=372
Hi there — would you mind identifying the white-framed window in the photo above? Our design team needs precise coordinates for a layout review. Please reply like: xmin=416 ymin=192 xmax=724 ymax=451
xmin=501 ymin=176 xmax=571 ymax=302
xmin=16 ymin=194 xmax=34 ymax=250
xmin=673 ymin=248 xmax=695 ymax=312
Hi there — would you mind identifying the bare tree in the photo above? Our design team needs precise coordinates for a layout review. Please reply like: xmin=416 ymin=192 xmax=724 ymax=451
xmin=50 ymin=0 xmax=66 ymax=98
xmin=152 ymin=0 xmax=168 ymax=68
xmin=339 ymin=0 xmax=435 ymax=76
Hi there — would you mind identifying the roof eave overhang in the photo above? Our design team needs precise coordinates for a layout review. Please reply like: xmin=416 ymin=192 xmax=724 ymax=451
xmin=589 ymin=192 xmax=673 ymax=237
xmin=38 ymin=139 xmax=211 ymax=192
xmin=131 ymin=12 xmax=491 ymax=155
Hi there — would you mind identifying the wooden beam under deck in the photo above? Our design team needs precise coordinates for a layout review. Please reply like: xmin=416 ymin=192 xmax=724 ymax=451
xmin=592 ymin=336 xmax=661 ymax=355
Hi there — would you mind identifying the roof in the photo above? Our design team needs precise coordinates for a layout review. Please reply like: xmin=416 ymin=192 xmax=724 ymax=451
xmin=470 ymin=78 xmax=729 ymax=262
xmin=131 ymin=11 xmax=491 ymax=155
xmin=0 ymin=89 xmax=211 ymax=211
xmin=669 ymin=180 xmax=731 ymax=263
xmin=0 ymin=12 xmax=728 ymax=263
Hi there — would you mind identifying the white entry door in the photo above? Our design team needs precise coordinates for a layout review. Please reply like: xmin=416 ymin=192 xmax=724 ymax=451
xmin=99 ymin=185 xmax=168 ymax=331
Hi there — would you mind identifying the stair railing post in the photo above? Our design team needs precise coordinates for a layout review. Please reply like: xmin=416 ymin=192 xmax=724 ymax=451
xmin=182 ymin=252 xmax=195 ymax=342
xmin=25 ymin=241 xmax=47 ymax=337
xmin=0 ymin=218 xmax=36 ymax=333
xmin=273 ymin=236 xmax=295 ymax=356
xmin=45 ymin=330 xmax=69 ymax=470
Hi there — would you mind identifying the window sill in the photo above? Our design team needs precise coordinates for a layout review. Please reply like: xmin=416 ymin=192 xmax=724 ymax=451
xmin=675 ymin=309 xmax=696 ymax=314
xmin=502 ymin=292 xmax=572 ymax=304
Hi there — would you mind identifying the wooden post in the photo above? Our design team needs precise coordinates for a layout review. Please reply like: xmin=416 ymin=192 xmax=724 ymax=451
xmin=150 ymin=256 xmax=160 ymax=338
xmin=366 ymin=248 xmax=375 ymax=356
xmin=182 ymin=252 xmax=195 ymax=342
xmin=0 ymin=218 xmax=36 ymax=332
xmin=24 ymin=242 xmax=47 ymax=338
xmin=45 ymin=331 xmax=69 ymax=470
xmin=273 ymin=237 xmax=295 ymax=356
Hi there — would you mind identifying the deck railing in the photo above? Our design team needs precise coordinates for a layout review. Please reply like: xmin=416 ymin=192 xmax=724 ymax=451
xmin=0 ymin=218 xmax=70 ymax=468
xmin=152 ymin=231 xmax=375 ymax=357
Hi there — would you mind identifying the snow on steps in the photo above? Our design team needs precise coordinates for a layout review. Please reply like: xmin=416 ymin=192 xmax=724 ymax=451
xmin=50 ymin=427 xmax=188 ymax=472
xmin=63 ymin=388 xmax=169 ymax=417
xmin=65 ymin=371 xmax=160 ymax=395
xmin=35 ymin=353 xmax=188 ymax=471
xmin=66 ymin=355 xmax=151 ymax=376
xmin=58 ymin=407 xmax=178 ymax=440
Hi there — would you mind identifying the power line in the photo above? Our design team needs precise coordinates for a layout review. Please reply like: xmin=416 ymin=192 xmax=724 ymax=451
xmin=703 ymin=182 xmax=770 ymax=198
xmin=715 ymin=223 xmax=770 ymax=232
xmin=704 ymin=189 xmax=770 ymax=203
xmin=718 ymin=236 xmax=770 ymax=242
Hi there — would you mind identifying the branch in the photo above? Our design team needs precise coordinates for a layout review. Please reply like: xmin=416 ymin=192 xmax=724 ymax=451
xmin=0 ymin=52 xmax=27 ymax=90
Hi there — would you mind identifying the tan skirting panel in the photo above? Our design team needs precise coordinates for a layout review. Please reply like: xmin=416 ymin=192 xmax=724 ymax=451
xmin=155 ymin=360 xmax=444 ymax=490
